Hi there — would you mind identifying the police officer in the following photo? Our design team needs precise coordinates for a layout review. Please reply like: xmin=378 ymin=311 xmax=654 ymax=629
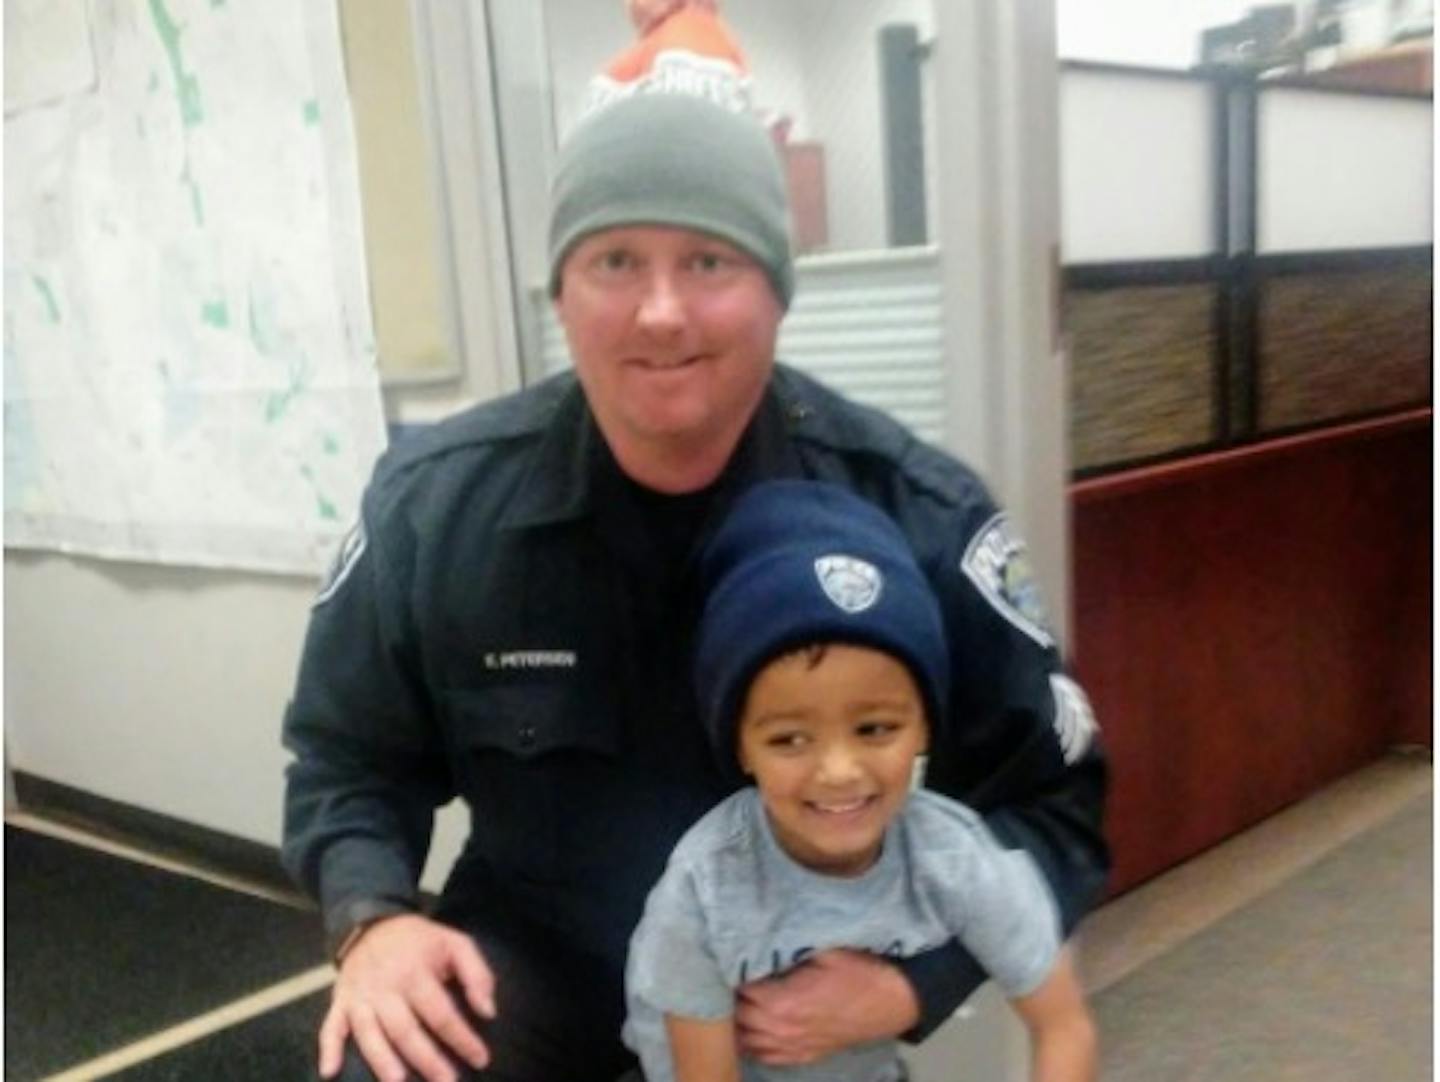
xmin=282 ymin=93 xmax=1108 ymax=1082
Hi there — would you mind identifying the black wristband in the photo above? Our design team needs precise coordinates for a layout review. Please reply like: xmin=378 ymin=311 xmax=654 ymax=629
xmin=325 ymin=897 xmax=417 ymax=962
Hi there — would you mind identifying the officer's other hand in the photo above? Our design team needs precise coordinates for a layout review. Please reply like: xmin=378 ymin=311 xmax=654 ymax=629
xmin=318 ymin=913 xmax=496 ymax=1082
xmin=735 ymin=949 xmax=919 ymax=1066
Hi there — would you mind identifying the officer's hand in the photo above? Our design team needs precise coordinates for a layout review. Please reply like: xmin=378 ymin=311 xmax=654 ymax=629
xmin=735 ymin=949 xmax=919 ymax=1066
xmin=318 ymin=913 xmax=496 ymax=1082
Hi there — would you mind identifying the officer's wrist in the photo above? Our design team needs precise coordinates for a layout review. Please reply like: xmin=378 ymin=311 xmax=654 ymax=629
xmin=333 ymin=917 xmax=383 ymax=964
xmin=326 ymin=898 xmax=415 ymax=963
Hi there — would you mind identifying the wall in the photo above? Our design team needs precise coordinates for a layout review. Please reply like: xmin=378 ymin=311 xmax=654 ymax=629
xmin=2 ymin=550 xmax=471 ymax=887
xmin=789 ymin=0 xmax=933 ymax=253
xmin=4 ymin=553 xmax=309 ymax=845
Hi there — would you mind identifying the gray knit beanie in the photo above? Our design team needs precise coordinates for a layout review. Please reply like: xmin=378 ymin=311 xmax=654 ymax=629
xmin=548 ymin=94 xmax=794 ymax=308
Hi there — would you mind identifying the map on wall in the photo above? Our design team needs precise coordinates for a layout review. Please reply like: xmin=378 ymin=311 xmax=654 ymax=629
xmin=4 ymin=0 xmax=387 ymax=575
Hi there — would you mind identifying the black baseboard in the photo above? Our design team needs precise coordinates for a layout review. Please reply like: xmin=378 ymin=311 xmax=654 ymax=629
xmin=11 ymin=772 xmax=310 ymax=908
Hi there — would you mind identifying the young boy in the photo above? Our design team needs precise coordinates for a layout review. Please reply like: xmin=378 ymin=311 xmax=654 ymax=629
xmin=623 ymin=480 xmax=1098 ymax=1082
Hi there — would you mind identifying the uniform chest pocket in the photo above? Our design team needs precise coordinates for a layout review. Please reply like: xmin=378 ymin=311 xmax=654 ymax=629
xmin=445 ymin=681 xmax=623 ymax=882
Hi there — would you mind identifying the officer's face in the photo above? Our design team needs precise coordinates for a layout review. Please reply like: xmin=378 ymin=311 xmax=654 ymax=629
xmin=737 ymin=644 xmax=928 ymax=878
xmin=554 ymin=225 xmax=781 ymax=487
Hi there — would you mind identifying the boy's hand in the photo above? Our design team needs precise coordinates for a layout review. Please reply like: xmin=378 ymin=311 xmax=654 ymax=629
xmin=318 ymin=913 xmax=497 ymax=1082
xmin=735 ymin=950 xmax=919 ymax=1065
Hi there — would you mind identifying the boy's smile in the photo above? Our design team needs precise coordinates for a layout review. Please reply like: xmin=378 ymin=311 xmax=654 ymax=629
xmin=737 ymin=644 xmax=929 ymax=877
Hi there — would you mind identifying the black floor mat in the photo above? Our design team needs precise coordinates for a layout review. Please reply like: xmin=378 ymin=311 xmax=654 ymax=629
xmin=106 ymin=990 xmax=328 ymax=1081
xmin=4 ymin=825 xmax=324 ymax=1081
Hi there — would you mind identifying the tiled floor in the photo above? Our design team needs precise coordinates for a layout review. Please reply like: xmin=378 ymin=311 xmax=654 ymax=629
xmin=4 ymin=751 xmax=1431 ymax=1081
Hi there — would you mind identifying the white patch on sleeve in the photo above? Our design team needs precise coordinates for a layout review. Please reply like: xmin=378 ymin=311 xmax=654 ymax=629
xmin=959 ymin=514 xmax=1056 ymax=649
xmin=1049 ymin=673 xmax=1098 ymax=764
xmin=314 ymin=520 xmax=367 ymax=607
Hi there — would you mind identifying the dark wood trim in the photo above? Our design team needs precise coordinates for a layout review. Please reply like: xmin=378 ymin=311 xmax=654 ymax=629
xmin=1256 ymin=245 xmax=1434 ymax=275
xmin=1259 ymin=74 xmax=1432 ymax=101
xmin=1071 ymin=406 xmax=1432 ymax=503
xmin=1059 ymin=58 xmax=1433 ymax=100
xmin=1059 ymin=57 xmax=1428 ymax=100
xmin=1061 ymin=59 xmax=1217 ymax=84
xmin=1256 ymin=401 xmax=1435 ymax=443
xmin=1061 ymin=246 xmax=1433 ymax=284
xmin=1062 ymin=257 xmax=1223 ymax=289
xmin=1072 ymin=402 xmax=1434 ymax=481
xmin=1231 ymin=255 xmax=1260 ymax=437
xmin=1241 ymin=80 xmax=1260 ymax=254
xmin=11 ymin=771 xmax=306 ymax=904
xmin=1236 ymin=80 xmax=1261 ymax=438
xmin=1071 ymin=440 xmax=1232 ymax=484
xmin=1213 ymin=78 xmax=1235 ymax=443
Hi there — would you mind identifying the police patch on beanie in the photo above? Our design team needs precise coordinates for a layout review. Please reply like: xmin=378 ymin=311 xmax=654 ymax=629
xmin=814 ymin=555 xmax=883 ymax=613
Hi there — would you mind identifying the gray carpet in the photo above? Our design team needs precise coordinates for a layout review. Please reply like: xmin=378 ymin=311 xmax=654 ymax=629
xmin=1094 ymin=794 xmax=1432 ymax=1082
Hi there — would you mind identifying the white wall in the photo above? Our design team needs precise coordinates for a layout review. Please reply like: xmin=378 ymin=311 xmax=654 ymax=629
xmin=4 ymin=552 xmax=310 ymax=845
xmin=3 ymin=549 xmax=468 ymax=887
xmin=787 ymin=0 xmax=933 ymax=253
xmin=1059 ymin=69 xmax=1215 ymax=262
xmin=1259 ymin=89 xmax=1434 ymax=252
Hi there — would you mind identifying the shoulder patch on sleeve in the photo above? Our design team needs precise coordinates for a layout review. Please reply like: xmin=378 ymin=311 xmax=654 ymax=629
xmin=314 ymin=519 xmax=367 ymax=607
xmin=959 ymin=514 xmax=1055 ymax=649
xmin=1049 ymin=673 xmax=1099 ymax=765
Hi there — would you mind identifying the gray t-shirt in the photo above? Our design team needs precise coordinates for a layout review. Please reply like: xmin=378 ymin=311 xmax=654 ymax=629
xmin=623 ymin=787 xmax=1061 ymax=1082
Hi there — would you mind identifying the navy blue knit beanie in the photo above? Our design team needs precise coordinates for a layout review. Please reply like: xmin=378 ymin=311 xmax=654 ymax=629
xmin=694 ymin=480 xmax=950 ymax=776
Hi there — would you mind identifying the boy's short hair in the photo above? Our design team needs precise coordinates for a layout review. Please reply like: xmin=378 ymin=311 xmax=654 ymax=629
xmin=693 ymin=480 xmax=950 ymax=778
